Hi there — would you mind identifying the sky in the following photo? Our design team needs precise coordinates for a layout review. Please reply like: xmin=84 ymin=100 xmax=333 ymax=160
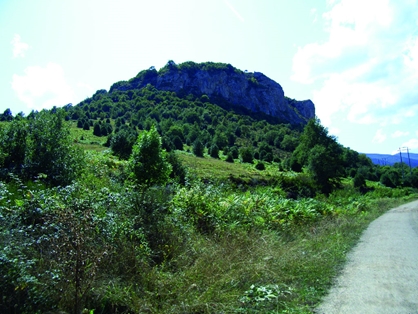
xmin=1 ymin=0 xmax=418 ymax=154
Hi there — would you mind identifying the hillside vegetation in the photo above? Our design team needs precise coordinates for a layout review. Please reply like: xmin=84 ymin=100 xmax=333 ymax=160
xmin=0 ymin=62 xmax=417 ymax=313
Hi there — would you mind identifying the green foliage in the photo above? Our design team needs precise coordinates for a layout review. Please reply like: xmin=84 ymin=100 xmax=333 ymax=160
xmin=0 ymin=181 xmax=151 ymax=313
xmin=83 ymin=121 xmax=90 ymax=130
xmin=1 ymin=144 xmax=416 ymax=313
xmin=166 ymin=151 xmax=188 ymax=185
xmin=230 ymin=146 xmax=239 ymax=159
xmin=110 ymin=127 xmax=137 ymax=160
xmin=380 ymin=170 xmax=399 ymax=188
xmin=353 ymin=172 xmax=366 ymax=190
xmin=255 ymin=161 xmax=265 ymax=170
xmin=239 ymin=146 xmax=254 ymax=163
xmin=226 ymin=152 xmax=235 ymax=163
xmin=93 ymin=121 xmax=101 ymax=136
xmin=0 ymin=108 xmax=13 ymax=121
xmin=192 ymin=139 xmax=204 ymax=157
xmin=0 ymin=110 xmax=84 ymax=186
xmin=129 ymin=126 xmax=171 ymax=187
xmin=209 ymin=143 xmax=220 ymax=158
xmin=292 ymin=118 xmax=344 ymax=194
xmin=25 ymin=111 xmax=85 ymax=185
xmin=0 ymin=118 xmax=28 ymax=172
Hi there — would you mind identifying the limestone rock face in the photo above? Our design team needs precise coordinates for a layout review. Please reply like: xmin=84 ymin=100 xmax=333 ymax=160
xmin=110 ymin=62 xmax=315 ymax=125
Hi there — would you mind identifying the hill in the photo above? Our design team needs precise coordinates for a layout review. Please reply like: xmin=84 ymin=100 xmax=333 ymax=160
xmin=108 ymin=61 xmax=315 ymax=125
xmin=366 ymin=153 xmax=418 ymax=168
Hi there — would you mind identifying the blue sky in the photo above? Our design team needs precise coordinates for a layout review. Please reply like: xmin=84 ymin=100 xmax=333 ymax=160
xmin=1 ymin=0 xmax=418 ymax=154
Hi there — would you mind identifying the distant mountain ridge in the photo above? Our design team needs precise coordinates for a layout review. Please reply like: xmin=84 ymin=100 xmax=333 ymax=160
xmin=109 ymin=61 xmax=315 ymax=125
xmin=366 ymin=153 xmax=418 ymax=168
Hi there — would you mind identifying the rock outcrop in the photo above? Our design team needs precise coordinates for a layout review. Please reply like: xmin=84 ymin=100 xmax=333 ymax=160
xmin=110 ymin=61 xmax=315 ymax=125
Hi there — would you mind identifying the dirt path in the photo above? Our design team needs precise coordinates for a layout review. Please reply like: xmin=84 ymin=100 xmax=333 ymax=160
xmin=316 ymin=200 xmax=418 ymax=314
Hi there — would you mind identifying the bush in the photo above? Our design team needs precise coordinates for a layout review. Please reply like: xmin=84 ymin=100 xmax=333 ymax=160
xmin=172 ymin=136 xmax=184 ymax=150
xmin=93 ymin=122 xmax=101 ymax=136
xmin=0 ymin=110 xmax=84 ymax=186
xmin=111 ymin=128 xmax=137 ymax=160
xmin=226 ymin=153 xmax=234 ymax=163
xmin=166 ymin=151 xmax=187 ymax=185
xmin=255 ymin=162 xmax=265 ymax=170
xmin=209 ymin=144 xmax=220 ymax=158
xmin=192 ymin=139 xmax=204 ymax=157
xmin=129 ymin=126 xmax=171 ymax=187
xmin=239 ymin=147 xmax=253 ymax=163
xmin=230 ymin=146 xmax=239 ymax=159
xmin=353 ymin=172 xmax=366 ymax=190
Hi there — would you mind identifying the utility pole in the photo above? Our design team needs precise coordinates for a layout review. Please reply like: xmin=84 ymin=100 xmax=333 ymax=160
xmin=399 ymin=148 xmax=404 ymax=180
xmin=406 ymin=147 xmax=412 ymax=175
xmin=398 ymin=146 xmax=412 ymax=178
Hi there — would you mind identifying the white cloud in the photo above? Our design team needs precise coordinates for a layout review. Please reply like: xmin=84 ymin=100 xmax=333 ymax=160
xmin=292 ymin=0 xmax=418 ymax=128
xmin=12 ymin=63 xmax=74 ymax=110
xmin=400 ymin=138 xmax=418 ymax=150
xmin=372 ymin=129 xmax=386 ymax=144
xmin=391 ymin=130 xmax=410 ymax=138
xmin=11 ymin=34 xmax=29 ymax=58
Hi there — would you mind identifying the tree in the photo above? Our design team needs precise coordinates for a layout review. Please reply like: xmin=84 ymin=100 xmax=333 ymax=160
xmin=292 ymin=118 xmax=344 ymax=194
xmin=129 ymin=126 xmax=171 ymax=187
xmin=230 ymin=146 xmax=239 ymax=159
xmin=0 ymin=118 xmax=28 ymax=173
xmin=213 ymin=132 xmax=228 ymax=150
xmin=280 ymin=134 xmax=298 ymax=151
xmin=353 ymin=172 xmax=366 ymax=190
xmin=209 ymin=144 xmax=219 ymax=158
xmin=225 ymin=153 xmax=234 ymax=163
xmin=0 ymin=108 xmax=13 ymax=121
xmin=25 ymin=110 xmax=85 ymax=185
xmin=0 ymin=110 xmax=84 ymax=185
xmin=166 ymin=151 xmax=187 ymax=185
xmin=192 ymin=139 xmax=204 ymax=157
xmin=380 ymin=168 xmax=400 ymax=188
xmin=172 ymin=136 xmax=184 ymax=150
xmin=83 ymin=121 xmax=90 ymax=130
xmin=111 ymin=128 xmax=137 ymax=160
xmin=239 ymin=146 xmax=253 ymax=163
xmin=93 ymin=122 xmax=101 ymax=136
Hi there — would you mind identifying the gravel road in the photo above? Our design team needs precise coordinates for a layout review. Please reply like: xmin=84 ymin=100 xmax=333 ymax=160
xmin=316 ymin=200 xmax=418 ymax=314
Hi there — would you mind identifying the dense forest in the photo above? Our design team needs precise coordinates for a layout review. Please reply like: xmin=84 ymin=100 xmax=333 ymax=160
xmin=1 ymin=61 xmax=417 ymax=313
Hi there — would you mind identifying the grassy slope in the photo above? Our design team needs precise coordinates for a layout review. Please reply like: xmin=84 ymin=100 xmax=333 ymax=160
xmin=69 ymin=121 xmax=108 ymax=152
xmin=178 ymin=150 xmax=279 ymax=183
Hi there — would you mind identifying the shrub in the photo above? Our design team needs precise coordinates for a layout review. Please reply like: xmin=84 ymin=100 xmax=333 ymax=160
xmin=255 ymin=162 xmax=265 ymax=170
xmin=166 ymin=151 xmax=187 ymax=185
xmin=226 ymin=153 xmax=234 ymax=163
xmin=353 ymin=172 xmax=366 ymax=190
xmin=192 ymin=139 xmax=204 ymax=157
xmin=93 ymin=122 xmax=101 ymax=136
xmin=129 ymin=126 xmax=171 ymax=187
xmin=209 ymin=144 xmax=220 ymax=158
xmin=110 ymin=128 xmax=137 ymax=160
xmin=239 ymin=146 xmax=253 ymax=163
xmin=0 ymin=110 xmax=84 ymax=186
xmin=230 ymin=146 xmax=239 ymax=159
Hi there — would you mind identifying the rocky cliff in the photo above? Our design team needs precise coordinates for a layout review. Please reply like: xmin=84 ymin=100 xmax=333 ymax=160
xmin=110 ymin=61 xmax=315 ymax=125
